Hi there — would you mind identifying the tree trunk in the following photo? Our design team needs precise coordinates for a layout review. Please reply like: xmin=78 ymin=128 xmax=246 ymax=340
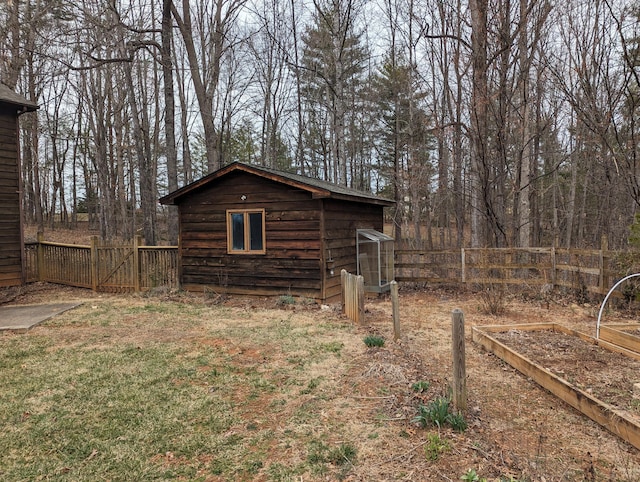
xmin=172 ymin=0 xmax=222 ymax=173
xmin=469 ymin=0 xmax=488 ymax=247
xmin=162 ymin=0 xmax=179 ymax=245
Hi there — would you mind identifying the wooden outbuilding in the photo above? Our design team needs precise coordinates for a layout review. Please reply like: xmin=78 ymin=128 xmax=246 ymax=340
xmin=159 ymin=162 xmax=394 ymax=302
xmin=0 ymin=83 xmax=37 ymax=288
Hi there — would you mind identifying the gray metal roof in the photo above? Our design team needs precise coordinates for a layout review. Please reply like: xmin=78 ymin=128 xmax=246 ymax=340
xmin=252 ymin=163 xmax=394 ymax=205
xmin=0 ymin=83 xmax=38 ymax=112
xmin=160 ymin=162 xmax=394 ymax=207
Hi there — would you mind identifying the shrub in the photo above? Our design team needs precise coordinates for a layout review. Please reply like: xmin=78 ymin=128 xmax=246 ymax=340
xmin=477 ymin=281 xmax=507 ymax=315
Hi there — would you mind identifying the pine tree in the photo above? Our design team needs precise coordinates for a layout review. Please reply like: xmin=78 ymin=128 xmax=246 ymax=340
xmin=371 ymin=52 xmax=433 ymax=244
xmin=299 ymin=0 xmax=368 ymax=186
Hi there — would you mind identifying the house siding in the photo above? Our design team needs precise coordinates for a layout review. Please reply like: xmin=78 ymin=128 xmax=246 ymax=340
xmin=321 ymin=199 xmax=384 ymax=301
xmin=178 ymin=171 xmax=324 ymax=298
xmin=0 ymin=107 xmax=23 ymax=287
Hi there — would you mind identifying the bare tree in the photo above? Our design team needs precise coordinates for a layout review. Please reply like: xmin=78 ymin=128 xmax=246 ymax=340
xmin=469 ymin=0 xmax=490 ymax=246
xmin=162 ymin=0 xmax=180 ymax=244
xmin=172 ymin=0 xmax=248 ymax=172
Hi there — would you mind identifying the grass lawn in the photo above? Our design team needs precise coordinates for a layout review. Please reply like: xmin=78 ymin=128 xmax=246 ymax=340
xmin=3 ymin=288 xmax=640 ymax=481
xmin=0 ymin=296 xmax=362 ymax=481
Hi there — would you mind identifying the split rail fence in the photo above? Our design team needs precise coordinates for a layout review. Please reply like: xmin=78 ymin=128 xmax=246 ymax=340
xmin=24 ymin=234 xmax=178 ymax=292
xmin=395 ymin=244 xmax=629 ymax=296
xmin=22 ymin=234 xmax=634 ymax=297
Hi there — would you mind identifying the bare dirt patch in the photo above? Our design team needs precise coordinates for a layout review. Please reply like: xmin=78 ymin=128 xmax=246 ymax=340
xmin=3 ymin=283 xmax=640 ymax=480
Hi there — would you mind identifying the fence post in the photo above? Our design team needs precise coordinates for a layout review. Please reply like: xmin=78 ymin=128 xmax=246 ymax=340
xmin=90 ymin=236 xmax=98 ymax=292
xmin=599 ymin=235 xmax=608 ymax=295
xmin=452 ymin=308 xmax=467 ymax=412
xmin=461 ymin=248 xmax=466 ymax=283
xmin=36 ymin=231 xmax=44 ymax=282
xmin=391 ymin=280 xmax=400 ymax=339
xmin=356 ymin=274 xmax=365 ymax=324
xmin=550 ymin=246 xmax=556 ymax=286
xmin=341 ymin=269 xmax=347 ymax=315
xmin=134 ymin=235 xmax=142 ymax=292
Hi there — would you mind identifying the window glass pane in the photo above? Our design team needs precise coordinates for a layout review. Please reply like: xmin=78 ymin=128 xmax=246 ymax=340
xmin=249 ymin=212 xmax=263 ymax=250
xmin=231 ymin=213 xmax=245 ymax=250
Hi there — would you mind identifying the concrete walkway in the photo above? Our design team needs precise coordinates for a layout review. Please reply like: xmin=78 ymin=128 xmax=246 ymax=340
xmin=0 ymin=302 xmax=83 ymax=332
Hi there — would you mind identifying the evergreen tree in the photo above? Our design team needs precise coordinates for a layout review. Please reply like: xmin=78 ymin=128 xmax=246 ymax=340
xmin=300 ymin=0 xmax=369 ymax=186
xmin=371 ymin=52 xmax=434 ymax=244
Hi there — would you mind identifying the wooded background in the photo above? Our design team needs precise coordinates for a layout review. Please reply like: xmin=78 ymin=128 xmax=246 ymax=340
xmin=3 ymin=0 xmax=640 ymax=251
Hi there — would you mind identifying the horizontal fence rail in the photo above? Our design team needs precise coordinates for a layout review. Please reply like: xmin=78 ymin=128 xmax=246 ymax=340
xmin=395 ymin=246 xmax=632 ymax=296
xmin=24 ymin=234 xmax=635 ymax=298
xmin=25 ymin=234 xmax=178 ymax=293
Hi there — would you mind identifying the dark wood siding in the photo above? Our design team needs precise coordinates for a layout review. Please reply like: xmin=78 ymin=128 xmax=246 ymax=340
xmin=321 ymin=199 xmax=384 ymax=301
xmin=0 ymin=108 xmax=23 ymax=287
xmin=178 ymin=171 xmax=323 ymax=298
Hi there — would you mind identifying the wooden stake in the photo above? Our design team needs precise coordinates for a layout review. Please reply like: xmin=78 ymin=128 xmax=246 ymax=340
xmin=391 ymin=280 xmax=400 ymax=340
xmin=452 ymin=308 xmax=467 ymax=411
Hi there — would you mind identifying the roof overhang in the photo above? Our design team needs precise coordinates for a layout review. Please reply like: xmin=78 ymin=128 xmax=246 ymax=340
xmin=0 ymin=83 xmax=38 ymax=114
xmin=159 ymin=162 xmax=394 ymax=207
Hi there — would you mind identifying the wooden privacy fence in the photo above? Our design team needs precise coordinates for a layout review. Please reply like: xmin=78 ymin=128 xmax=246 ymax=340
xmin=341 ymin=269 xmax=364 ymax=323
xmin=395 ymin=245 xmax=629 ymax=296
xmin=25 ymin=234 xmax=178 ymax=292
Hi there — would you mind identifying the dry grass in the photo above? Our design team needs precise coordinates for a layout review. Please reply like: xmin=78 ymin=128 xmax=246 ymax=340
xmin=1 ymin=283 xmax=640 ymax=481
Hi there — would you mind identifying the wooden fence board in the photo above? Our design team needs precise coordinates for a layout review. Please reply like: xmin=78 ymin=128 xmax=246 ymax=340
xmin=341 ymin=270 xmax=364 ymax=323
xmin=395 ymin=246 xmax=624 ymax=296
xmin=25 ymin=238 xmax=178 ymax=292
xmin=21 ymin=239 xmax=636 ymax=298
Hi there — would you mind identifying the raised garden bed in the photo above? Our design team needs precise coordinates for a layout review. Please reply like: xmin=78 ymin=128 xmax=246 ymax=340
xmin=600 ymin=323 xmax=640 ymax=356
xmin=472 ymin=322 xmax=640 ymax=451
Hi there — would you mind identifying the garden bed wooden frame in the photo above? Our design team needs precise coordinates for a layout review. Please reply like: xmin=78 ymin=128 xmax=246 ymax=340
xmin=599 ymin=323 xmax=640 ymax=356
xmin=472 ymin=322 xmax=640 ymax=451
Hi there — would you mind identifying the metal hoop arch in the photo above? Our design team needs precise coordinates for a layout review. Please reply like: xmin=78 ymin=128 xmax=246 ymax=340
xmin=596 ymin=273 xmax=640 ymax=340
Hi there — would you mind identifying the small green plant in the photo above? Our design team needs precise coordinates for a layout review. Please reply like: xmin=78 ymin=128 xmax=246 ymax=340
xmin=448 ymin=411 xmax=468 ymax=432
xmin=460 ymin=469 xmax=487 ymax=482
xmin=300 ymin=377 xmax=321 ymax=394
xmin=363 ymin=335 xmax=385 ymax=348
xmin=307 ymin=440 xmax=356 ymax=470
xmin=326 ymin=443 xmax=357 ymax=466
xmin=320 ymin=341 xmax=343 ymax=354
xmin=307 ymin=440 xmax=329 ymax=465
xmin=414 ymin=396 xmax=451 ymax=428
xmin=424 ymin=433 xmax=450 ymax=461
xmin=411 ymin=380 xmax=431 ymax=393
xmin=277 ymin=294 xmax=296 ymax=306
xmin=413 ymin=396 xmax=468 ymax=432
